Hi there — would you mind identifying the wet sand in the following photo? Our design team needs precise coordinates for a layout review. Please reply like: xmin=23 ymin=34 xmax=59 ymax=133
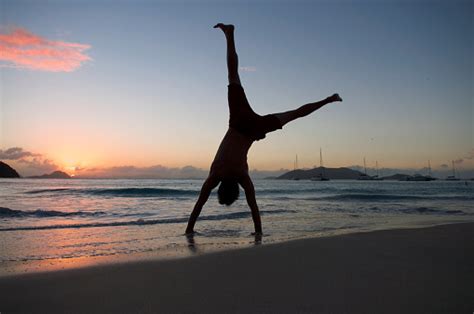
xmin=0 ymin=222 xmax=473 ymax=313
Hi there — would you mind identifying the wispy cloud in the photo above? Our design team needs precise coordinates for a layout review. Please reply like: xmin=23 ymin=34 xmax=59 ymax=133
xmin=0 ymin=26 xmax=91 ymax=72
xmin=75 ymin=165 xmax=286 ymax=179
xmin=450 ymin=148 xmax=474 ymax=165
xmin=454 ymin=158 xmax=464 ymax=164
xmin=76 ymin=165 xmax=208 ymax=179
xmin=16 ymin=158 xmax=58 ymax=176
xmin=0 ymin=147 xmax=40 ymax=160
xmin=465 ymin=148 xmax=474 ymax=160
xmin=239 ymin=66 xmax=257 ymax=72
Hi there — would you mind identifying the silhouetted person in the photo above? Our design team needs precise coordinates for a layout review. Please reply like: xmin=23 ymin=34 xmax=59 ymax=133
xmin=185 ymin=23 xmax=342 ymax=235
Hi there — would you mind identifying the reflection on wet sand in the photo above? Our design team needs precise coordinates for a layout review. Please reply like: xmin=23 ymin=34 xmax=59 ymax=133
xmin=185 ymin=232 xmax=263 ymax=254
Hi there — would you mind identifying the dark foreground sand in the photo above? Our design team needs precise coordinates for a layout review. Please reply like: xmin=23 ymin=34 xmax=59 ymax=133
xmin=1 ymin=223 xmax=473 ymax=314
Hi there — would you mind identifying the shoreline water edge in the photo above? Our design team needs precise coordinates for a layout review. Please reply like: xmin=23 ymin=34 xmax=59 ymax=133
xmin=0 ymin=222 xmax=472 ymax=313
xmin=1 ymin=178 xmax=473 ymax=276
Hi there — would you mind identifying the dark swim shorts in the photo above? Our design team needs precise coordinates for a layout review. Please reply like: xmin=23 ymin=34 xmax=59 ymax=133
xmin=227 ymin=84 xmax=282 ymax=141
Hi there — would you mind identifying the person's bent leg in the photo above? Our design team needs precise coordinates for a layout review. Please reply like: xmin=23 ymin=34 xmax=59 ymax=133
xmin=214 ymin=23 xmax=241 ymax=85
xmin=274 ymin=93 xmax=342 ymax=127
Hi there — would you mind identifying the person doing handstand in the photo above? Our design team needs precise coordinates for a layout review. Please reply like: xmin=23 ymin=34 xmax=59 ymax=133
xmin=185 ymin=23 xmax=342 ymax=235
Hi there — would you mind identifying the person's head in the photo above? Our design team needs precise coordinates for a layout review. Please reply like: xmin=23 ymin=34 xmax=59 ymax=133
xmin=217 ymin=179 xmax=240 ymax=206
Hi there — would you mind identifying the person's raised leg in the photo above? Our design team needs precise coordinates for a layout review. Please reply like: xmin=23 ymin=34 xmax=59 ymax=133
xmin=214 ymin=23 xmax=241 ymax=85
xmin=274 ymin=93 xmax=342 ymax=127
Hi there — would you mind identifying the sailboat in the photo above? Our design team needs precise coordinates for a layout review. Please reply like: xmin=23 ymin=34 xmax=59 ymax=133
xmin=426 ymin=160 xmax=437 ymax=181
xmin=292 ymin=154 xmax=300 ymax=180
xmin=406 ymin=160 xmax=437 ymax=181
xmin=372 ymin=161 xmax=384 ymax=180
xmin=311 ymin=148 xmax=330 ymax=181
xmin=358 ymin=157 xmax=374 ymax=180
xmin=445 ymin=160 xmax=460 ymax=181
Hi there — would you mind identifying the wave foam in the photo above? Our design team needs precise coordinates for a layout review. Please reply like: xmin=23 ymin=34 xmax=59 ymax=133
xmin=0 ymin=207 xmax=106 ymax=218
xmin=314 ymin=194 xmax=474 ymax=202
xmin=26 ymin=187 xmax=198 ymax=197
xmin=0 ymin=209 xmax=294 ymax=232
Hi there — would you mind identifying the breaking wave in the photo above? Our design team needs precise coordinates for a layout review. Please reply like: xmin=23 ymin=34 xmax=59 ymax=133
xmin=0 ymin=209 xmax=295 ymax=232
xmin=26 ymin=187 xmax=198 ymax=197
xmin=0 ymin=207 xmax=106 ymax=218
xmin=312 ymin=194 xmax=474 ymax=202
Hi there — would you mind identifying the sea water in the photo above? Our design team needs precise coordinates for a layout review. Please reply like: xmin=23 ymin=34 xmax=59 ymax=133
xmin=1 ymin=178 xmax=473 ymax=275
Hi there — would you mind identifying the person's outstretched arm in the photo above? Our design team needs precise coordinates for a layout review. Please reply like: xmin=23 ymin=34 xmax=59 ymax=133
xmin=185 ymin=176 xmax=219 ymax=234
xmin=239 ymin=174 xmax=262 ymax=234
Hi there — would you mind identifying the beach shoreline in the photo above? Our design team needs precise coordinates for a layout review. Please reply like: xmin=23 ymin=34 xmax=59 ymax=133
xmin=1 ymin=219 xmax=470 ymax=278
xmin=2 ymin=178 xmax=473 ymax=278
xmin=1 ymin=222 xmax=472 ymax=313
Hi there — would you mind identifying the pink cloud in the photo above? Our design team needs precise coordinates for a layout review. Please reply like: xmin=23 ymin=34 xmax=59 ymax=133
xmin=0 ymin=27 xmax=91 ymax=72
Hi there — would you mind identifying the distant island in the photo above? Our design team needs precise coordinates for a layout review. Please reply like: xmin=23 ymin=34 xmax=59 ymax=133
xmin=0 ymin=165 xmax=72 ymax=179
xmin=0 ymin=161 xmax=21 ymax=178
xmin=277 ymin=167 xmax=364 ymax=180
xmin=382 ymin=174 xmax=411 ymax=181
xmin=276 ymin=167 xmax=420 ymax=180
xmin=28 ymin=171 xmax=71 ymax=179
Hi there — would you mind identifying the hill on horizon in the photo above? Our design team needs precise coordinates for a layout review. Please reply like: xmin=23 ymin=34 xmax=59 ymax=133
xmin=28 ymin=171 xmax=71 ymax=179
xmin=277 ymin=167 xmax=364 ymax=180
xmin=0 ymin=161 xmax=21 ymax=178
xmin=382 ymin=173 xmax=412 ymax=181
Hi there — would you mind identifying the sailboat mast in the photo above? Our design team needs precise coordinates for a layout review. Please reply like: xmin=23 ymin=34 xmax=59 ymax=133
xmin=428 ymin=160 xmax=432 ymax=177
xmin=320 ymin=148 xmax=323 ymax=168
xmin=452 ymin=160 xmax=455 ymax=177
xmin=320 ymin=148 xmax=325 ymax=177
xmin=376 ymin=161 xmax=379 ymax=177
xmin=364 ymin=157 xmax=367 ymax=175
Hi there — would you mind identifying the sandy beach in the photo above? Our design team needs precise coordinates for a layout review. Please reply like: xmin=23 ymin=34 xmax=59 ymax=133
xmin=0 ymin=222 xmax=472 ymax=313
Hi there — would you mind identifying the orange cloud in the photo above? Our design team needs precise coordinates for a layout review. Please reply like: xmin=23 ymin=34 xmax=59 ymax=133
xmin=0 ymin=27 xmax=91 ymax=72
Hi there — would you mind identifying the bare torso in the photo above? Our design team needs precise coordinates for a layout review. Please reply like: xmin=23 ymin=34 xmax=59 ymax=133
xmin=210 ymin=128 xmax=254 ymax=179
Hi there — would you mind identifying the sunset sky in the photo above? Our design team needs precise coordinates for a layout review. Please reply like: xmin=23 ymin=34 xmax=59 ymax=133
xmin=1 ymin=0 xmax=472 ymax=177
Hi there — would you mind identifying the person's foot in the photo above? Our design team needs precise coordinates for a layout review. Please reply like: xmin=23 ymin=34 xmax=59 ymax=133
xmin=213 ymin=23 xmax=234 ymax=34
xmin=328 ymin=93 xmax=343 ymax=102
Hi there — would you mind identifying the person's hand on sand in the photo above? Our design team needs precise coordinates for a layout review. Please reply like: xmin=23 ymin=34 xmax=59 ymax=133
xmin=252 ymin=232 xmax=263 ymax=244
xmin=185 ymin=229 xmax=196 ymax=236
xmin=328 ymin=93 xmax=343 ymax=103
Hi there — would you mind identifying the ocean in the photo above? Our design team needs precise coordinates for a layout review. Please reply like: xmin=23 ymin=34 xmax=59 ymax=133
xmin=1 ymin=178 xmax=473 ymax=275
